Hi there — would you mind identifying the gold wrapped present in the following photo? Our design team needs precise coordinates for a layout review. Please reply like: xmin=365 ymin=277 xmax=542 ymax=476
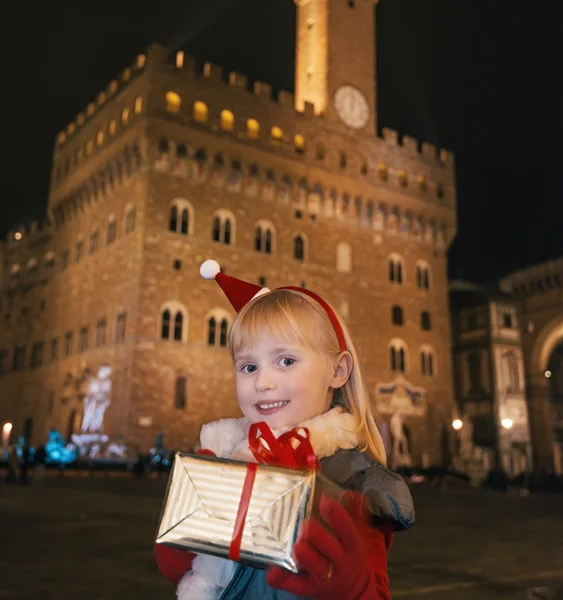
xmin=155 ymin=452 xmax=341 ymax=573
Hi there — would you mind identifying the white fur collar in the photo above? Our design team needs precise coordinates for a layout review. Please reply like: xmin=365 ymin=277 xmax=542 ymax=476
xmin=177 ymin=408 xmax=359 ymax=600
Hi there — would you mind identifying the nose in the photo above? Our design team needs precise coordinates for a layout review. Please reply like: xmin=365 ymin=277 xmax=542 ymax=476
xmin=256 ymin=367 xmax=277 ymax=392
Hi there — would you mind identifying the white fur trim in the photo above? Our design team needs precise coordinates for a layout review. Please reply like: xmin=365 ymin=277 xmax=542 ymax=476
xmin=200 ymin=259 xmax=221 ymax=280
xmin=183 ymin=408 xmax=360 ymax=598
xmin=177 ymin=554 xmax=236 ymax=600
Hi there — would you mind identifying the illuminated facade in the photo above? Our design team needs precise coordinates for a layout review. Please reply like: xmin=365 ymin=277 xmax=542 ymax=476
xmin=0 ymin=0 xmax=457 ymax=461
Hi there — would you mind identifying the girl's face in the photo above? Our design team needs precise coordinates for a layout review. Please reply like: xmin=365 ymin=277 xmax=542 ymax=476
xmin=233 ymin=333 xmax=335 ymax=429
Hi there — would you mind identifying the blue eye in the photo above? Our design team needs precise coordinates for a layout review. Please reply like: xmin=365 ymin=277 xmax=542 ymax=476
xmin=280 ymin=357 xmax=295 ymax=367
xmin=242 ymin=364 xmax=257 ymax=374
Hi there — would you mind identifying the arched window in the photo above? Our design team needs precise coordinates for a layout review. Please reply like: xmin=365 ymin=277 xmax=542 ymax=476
xmin=294 ymin=134 xmax=306 ymax=154
xmin=420 ymin=346 xmax=435 ymax=376
xmin=208 ymin=317 xmax=216 ymax=346
xmin=175 ymin=376 xmax=187 ymax=409
xmin=254 ymin=220 xmax=275 ymax=254
xmin=398 ymin=170 xmax=408 ymax=187
xmin=43 ymin=253 xmax=56 ymax=282
xmin=169 ymin=199 xmax=193 ymax=236
xmin=293 ymin=234 xmax=306 ymax=262
xmin=207 ymin=310 xmax=231 ymax=347
xmin=169 ymin=205 xmax=178 ymax=232
xmin=316 ymin=144 xmax=326 ymax=161
xmin=416 ymin=261 xmax=431 ymax=290
xmin=336 ymin=242 xmax=352 ymax=273
xmin=161 ymin=309 xmax=171 ymax=339
xmin=220 ymin=319 xmax=229 ymax=347
xmin=392 ymin=305 xmax=404 ymax=326
xmin=271 ymin=126 xmax=283 ymax=144
xmin=165 ymin=91 xmax=181 ymax=114
xmin=339 ymin=151 xmax=347 ymax=169
xmin=194 ymin=101 xmax=208 ymax=123
xmin=134 ymin=95 xmax=143 ymax=114
xmin=158 ymin=138 xmax=169 ymax=154
xmin=121 ymin=107 xmax=130 ymax=125
xmin=174 ymin=313 xmax=183 ymax=341
xmin=421 ymin=311 xmax=431 ymax=331
xmin=220 ymin=110 xmax=235 ymax=131
xmin=160 ymin=302 xmax=188 ymax=342
xmin=388 ymin=254 xmax=404 ymax=284
xmin=389 ymin=339 xmax=407 ymax=373
xmin=211 ymin=210 xmax=236 ymax=245
xmin=247 ymin=118 xmax=260 ymax=139
xmin=124 ymin=204 xmax=136 ymax=234
xmin=106 ymin=216 xmax=117 ymax=245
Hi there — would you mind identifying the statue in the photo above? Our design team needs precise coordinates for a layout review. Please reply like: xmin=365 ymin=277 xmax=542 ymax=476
xmin=390 ymin=412 xmax=412 ymax=468
xmin=81 ymin=365 xmax=112 ymax=433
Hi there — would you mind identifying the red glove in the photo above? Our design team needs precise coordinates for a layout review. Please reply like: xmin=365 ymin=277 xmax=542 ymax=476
xmin=267 ymin=492 xmax=391 ymax=599
xmin=154 ymin=448 xmax=217 ymax=584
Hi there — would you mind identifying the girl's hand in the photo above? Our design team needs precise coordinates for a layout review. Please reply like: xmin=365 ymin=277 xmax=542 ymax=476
xmin=267 ymin=492 xmax=385 ymax=599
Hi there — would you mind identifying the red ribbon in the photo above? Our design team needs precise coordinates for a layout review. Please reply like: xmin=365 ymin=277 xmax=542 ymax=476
xmin=228 ymin=422 xmax=320 ymax=561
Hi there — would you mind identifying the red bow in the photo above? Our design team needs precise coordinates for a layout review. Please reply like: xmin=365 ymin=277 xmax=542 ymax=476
xmin=248 ymin=422 xmax=321 ymax=471
xmin=229 ymin=422 xmax=320 ymax=562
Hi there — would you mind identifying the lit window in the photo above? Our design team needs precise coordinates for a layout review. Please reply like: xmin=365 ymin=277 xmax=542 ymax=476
xmin=86 ymin=103 xmax=95 ymax=116
xmin=136 ymin=54 xmax=146 ymax=69
xmin=134 ymin=96 xmax=143 ymax=114
xmin=121 ymin=107 xmax=130 ymax=125
xmin=417 ymin=175 xmax=427 ymax=191
xmin=247 ymin=119 xmax=260 ymax=139
xmin=193 ymin=101 xmax=208 ymax=123
xmin=176 ymin=51 xmax=184 ymax=68
xmin=67 ymin=123 xmax=75 ymax=135
xmin=77 ymin=114 xmax=85 ymax=125
xmin=122 ymin=68 xmax=131 ymax=81
xmin=97 ymin=92 xmax=106 ymax=106
xmin=294 ymin=134 xmax=306 ymax=154
xmin=85 ymin=140 xmax=93 ymax=156
xmin=108 ymin=119 xmax=117 ymax=136
xmin=96 ymin=130 xmax=104 ymax=146
xmin=108 ymin=80 xmax=118 ymax=94
xmin=165 ymin=91 xmax=181 ymax=114
xmin=221 ymin=110 xmax=235 ymax=131
xmin=57 ymin=132 xmax=66 ymax=145
xmin=271 ymin=126 xmax=283 ymax=144
xmin=399 ymin=170 xmax=408 ymax=187
xmin=377 ymin=163 xmax=388 ymax=181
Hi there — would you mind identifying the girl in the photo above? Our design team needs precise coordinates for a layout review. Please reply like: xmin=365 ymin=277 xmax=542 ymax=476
xmin=155 ymin=260 xmax=414 ymax=599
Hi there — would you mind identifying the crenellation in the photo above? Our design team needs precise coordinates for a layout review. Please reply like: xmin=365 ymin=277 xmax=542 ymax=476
xmin=228 ymin=72 xmax=248 ymax=89
xmin=402 ymin=135 xmax=418 ymax=153
xmin=382 ymin=128 xmax=399 ymax=145
xmin=301 ymin=101 xmax=315 ymax=118
xmin=277 ymin=90 xmax=295 ymax=110
xmin=253 ymin=81 xmax=272 ymax=99
xmin=203 ymin=61 xmax=224 ymax=81
xmin=422 ymin=141 xmax=437 ymax=159
xmin=439 ymin=148 xmax=454 ymax=165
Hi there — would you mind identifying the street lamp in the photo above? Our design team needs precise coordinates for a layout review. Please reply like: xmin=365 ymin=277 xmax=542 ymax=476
xmin=501 ymin=418 xmax=513 ymax=430
xmin=452 ymin=419 xmax=463 ymax=431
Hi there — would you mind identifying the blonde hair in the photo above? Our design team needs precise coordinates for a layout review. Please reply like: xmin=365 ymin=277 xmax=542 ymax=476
xmin=228 ymin=289 xmax=387 ymax=466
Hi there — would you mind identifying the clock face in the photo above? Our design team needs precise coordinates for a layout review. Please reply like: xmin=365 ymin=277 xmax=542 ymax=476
xmin=333 ymin=86 xmax=370 ymax=129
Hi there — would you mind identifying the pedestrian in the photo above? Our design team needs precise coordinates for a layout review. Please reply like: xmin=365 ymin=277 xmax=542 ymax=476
xmin=154 ymin=260 xmax=415 ymax=600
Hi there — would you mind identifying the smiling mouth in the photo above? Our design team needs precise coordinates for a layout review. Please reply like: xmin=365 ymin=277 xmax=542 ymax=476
xmin=255 ymin=400 xmax=290 ymax=415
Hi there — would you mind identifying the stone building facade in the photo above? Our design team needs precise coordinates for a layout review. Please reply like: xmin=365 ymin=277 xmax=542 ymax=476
xmin=500 ymin=259 xmax=563 ymax=473
xmin=0 ymin=0 xmax=457 ymax=463
xmin=449 ymin=282 xmax=532 ymax=478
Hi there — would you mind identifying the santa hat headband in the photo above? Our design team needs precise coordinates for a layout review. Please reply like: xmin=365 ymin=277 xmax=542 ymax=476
xmin=199 ymin=260 xmax=347 ymax=352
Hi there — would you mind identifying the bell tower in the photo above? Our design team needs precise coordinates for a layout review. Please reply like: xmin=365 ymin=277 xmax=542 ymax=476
xmin=294 ymin=0 xmax=378 ymax=135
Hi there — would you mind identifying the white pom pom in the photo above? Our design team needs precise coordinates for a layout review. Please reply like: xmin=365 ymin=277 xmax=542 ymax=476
xmin=200 ymin=259 xmax=221 ymax=280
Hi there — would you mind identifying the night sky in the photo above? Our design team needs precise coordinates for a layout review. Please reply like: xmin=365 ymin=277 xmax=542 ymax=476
xmin=3 ymin=0 xmax=562 ymax=285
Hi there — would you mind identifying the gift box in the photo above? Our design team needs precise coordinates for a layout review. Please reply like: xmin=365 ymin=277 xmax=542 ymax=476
xmin=155 ymin=452 xmax=342 ymax=573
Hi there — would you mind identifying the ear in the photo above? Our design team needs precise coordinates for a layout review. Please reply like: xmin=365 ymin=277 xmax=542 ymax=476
xmin=330 ymin=351 xmax=353 ymax=390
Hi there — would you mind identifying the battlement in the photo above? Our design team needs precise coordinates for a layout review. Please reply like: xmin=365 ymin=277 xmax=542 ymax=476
xmin=500 ymin=258 xmax=563 ymax=296
xmin=53 ymin=44 xmax=454 ymax=173
xmin=54 ymin=52 xmax=147 ymax=150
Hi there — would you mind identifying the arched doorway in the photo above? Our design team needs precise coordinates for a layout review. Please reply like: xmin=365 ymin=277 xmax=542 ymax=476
xmin=547 ymin=342 xmax=563 ymax=473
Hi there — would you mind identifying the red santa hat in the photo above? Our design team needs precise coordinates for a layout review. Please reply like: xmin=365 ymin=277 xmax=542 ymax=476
xmin=199 ymin=259 xmax=347 ymax=352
